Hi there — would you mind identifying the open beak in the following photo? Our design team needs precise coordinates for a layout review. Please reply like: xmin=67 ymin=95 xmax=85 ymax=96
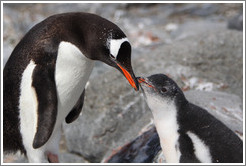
xmin=137 ymin=77 xmax=146 ymax=84
xmin=117 ymin=63 xmax=139 ymax=91
xmin=137 ymin=77 xmax=155 ymax=89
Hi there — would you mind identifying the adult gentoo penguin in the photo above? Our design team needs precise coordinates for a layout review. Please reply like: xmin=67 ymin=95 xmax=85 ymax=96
xmin=138 ymin=74 xmax=243 ymax=163
xmin=3 ymin=12 xmax=139 ymax=163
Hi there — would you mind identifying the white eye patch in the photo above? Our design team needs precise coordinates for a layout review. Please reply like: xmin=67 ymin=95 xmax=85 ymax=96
xmin=109 ymin=38 xmax=129 ymax=59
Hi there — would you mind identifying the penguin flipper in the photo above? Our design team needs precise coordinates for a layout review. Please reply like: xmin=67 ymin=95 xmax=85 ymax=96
xmin=65 ymin=89 xmax=85 ymax=124
xmin=32 ymin=64 xmax=58 ymax=149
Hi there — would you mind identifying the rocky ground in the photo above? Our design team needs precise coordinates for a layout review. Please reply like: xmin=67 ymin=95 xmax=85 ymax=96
xmin=2 ymin=3 xmax=243 ymax=163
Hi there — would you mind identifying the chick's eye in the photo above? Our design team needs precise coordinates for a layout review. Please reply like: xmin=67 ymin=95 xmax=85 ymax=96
xmin=109 ymin=54 xmax=116 ymax=59
xmin=160 ymin=87 xmax=167 ymax=93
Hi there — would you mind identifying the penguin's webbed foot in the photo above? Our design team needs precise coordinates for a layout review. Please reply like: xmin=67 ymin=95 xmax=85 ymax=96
xmin=47 ymin=152 xmax=59 ymax=163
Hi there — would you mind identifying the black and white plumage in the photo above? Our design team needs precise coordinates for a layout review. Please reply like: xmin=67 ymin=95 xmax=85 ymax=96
xmin=138 ymin=74 xmax=243 ymax=163
xmin=3 ymin=12 xmax=139 ymax=163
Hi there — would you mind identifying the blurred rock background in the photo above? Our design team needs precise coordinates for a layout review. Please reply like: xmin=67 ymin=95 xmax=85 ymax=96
xmin=2 ymin=3 xmax=243 ymax=163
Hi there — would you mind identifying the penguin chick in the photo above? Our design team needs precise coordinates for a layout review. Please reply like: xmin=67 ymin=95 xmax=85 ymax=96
xmin=138 ymin=74 xmax=243 ymax=163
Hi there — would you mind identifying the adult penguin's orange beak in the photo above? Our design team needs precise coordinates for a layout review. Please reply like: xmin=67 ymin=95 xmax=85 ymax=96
xmin=117 ymin=63 xmax=139 ymax=91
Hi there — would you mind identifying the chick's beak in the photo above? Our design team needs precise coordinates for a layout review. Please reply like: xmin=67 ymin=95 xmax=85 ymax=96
xmin=137 ymin=77 xmax=155 ymax=89
xmin=137 ymin=77 xmax=145 ymax=83
xmin=117 ymin=63 xmax=139 ymax=91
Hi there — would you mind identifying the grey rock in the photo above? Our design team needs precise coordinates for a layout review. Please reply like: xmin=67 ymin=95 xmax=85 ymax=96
xmin=63 ymin=75 xmax=152 ymax=162
xmin=172 ymin=3 xmax=218 ymax=17
xmin=59 ymin=152 xmax=88 ymax=163
xmin=132 ymin=26 xmax=243 ymax=99
xmin=228 ymin=12 xmax=243 ymax=31
xmin=105 ymin=126 xmax=161 ymax=163
xmin=191 ymin=4 xmax=218 ymax=17
xmin=3 ymin=43 xmax=13 ymax=67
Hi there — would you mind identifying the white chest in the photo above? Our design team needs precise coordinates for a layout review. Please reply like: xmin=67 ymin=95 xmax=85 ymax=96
xmin=18 ymin=41 xmax=94 ymax=161
xmin=147 ymin=97 xmax=181 ymax=163
xmin=19 ymin=60 xmax=38 ymax=147
xmin=154 ymin=112 xmax=181 ymax=163
xmin=55 ymin=41 xmax=94 ymax=121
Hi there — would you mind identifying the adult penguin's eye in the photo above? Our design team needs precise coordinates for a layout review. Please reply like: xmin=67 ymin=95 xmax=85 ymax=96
xmin=160 ymin=87 xmax=167 ymax=93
